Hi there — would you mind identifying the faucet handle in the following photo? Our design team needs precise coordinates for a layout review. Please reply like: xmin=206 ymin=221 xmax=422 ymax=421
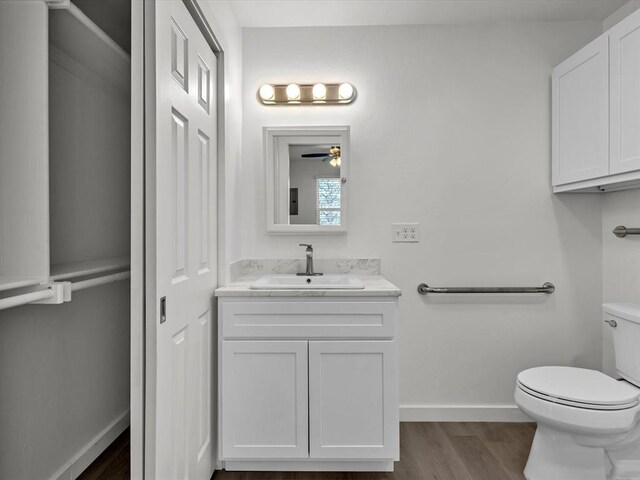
xmin=299 ymin=243 xmax=312 ymax=249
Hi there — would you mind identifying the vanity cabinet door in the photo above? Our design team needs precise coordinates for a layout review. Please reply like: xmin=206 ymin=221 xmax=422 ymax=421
xmin=221 ymin=341 xmax=309 ymax=459
xmin=552 ymin=34 xmax=609 ymax=186
xmin=308 ymin=341 xmax=399 ymax=460
xmin=610 ymin=9 xmax=640 ymax=175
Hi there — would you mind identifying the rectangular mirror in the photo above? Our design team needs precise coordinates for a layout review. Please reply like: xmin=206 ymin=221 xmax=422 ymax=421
xmin=265 ymin=126 xmax=349 ymax=233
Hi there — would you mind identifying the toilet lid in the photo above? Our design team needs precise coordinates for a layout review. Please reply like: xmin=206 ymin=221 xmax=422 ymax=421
xmin=517 ymin=366 xmax=640 ymax=409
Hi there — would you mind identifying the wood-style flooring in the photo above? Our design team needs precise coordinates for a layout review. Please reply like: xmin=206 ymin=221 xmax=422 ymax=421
xmin=77 ymin=429 xmax=130 ymax=480
xmin=79 ymin=422 xmax=536 ymax=480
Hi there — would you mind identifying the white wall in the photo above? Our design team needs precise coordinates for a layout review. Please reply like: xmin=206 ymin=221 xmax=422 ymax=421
xmin=200 ymin=0 xmax=243 ymax=284
xmin=240 ymin=22 xmax=605 ymax=418
xmin=600 ymin=2 xmax=640 ymax=379
xmin=602 ymin=190 xmax=640 ymax=376
xmin=0 ymin=285 xmax=130 ymax=479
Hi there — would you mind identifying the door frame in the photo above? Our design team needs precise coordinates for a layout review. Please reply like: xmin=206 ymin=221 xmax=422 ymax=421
xmin=131 ymin=1 xmax=226 ymax=478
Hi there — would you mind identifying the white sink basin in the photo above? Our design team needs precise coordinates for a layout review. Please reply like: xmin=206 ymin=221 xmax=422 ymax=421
xmin=250 ymin=274 xmax=365 ymax=290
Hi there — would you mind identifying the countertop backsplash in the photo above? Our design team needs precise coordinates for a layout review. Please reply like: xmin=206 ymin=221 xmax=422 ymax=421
xmin=229 ymin=258 xmax=381 ymax=282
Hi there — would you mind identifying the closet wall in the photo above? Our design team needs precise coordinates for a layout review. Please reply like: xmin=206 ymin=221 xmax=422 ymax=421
xmin=0 ymin=288 xmax=130 ymax=479
xmin=0 ymin=1 xmax=131 ymax=478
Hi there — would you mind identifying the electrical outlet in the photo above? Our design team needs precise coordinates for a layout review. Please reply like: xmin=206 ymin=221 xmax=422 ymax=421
xmin=392 ymin=223 xmax=419 ymax=243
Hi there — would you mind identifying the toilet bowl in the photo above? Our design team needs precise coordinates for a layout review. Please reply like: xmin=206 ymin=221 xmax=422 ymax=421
xmin=515 ymin=367 xmax=640 ymax=479
xmin=515 ymin=304 xmax=640 ymax=480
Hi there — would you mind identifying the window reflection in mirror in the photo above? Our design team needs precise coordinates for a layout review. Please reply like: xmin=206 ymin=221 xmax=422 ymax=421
xmin=288 ymin=144 xmax=341 ymax=225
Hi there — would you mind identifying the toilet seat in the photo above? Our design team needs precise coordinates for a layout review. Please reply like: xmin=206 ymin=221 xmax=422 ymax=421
xmin=517 ymin=366 xmax=640 ymax=411
xmin=517 ymin=381 xmax=639 ymax=410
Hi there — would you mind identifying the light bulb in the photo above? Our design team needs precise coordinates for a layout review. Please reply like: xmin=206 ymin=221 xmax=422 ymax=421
xmin=330 ymin=157 xmax=338 ymax=167
xmin=259 ymin=84 xmax=275 ymax=101
xmin=312 ymin=83 xmax=327 ymax=100
xmin=286 ymin=83 xmax=300 ymax=100
xmin=338 ymin=83 xmax=354 ymax=100
xmin=336 ymin=157 xmax=341 ymax=166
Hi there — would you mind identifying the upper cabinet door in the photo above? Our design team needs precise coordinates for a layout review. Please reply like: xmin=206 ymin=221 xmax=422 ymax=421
xmin=610 ymin=10 xmax=640 ymax=175
xmin=552 ymin=35 xmax=609 ymax=186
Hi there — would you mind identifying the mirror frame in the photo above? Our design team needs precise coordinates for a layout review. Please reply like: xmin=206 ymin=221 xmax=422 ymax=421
xmin=264 ymin=125 xmax=350 ymax=234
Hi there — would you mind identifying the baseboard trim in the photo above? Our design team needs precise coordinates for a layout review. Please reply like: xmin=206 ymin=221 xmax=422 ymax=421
xmin=51 ymin=410 xmax=130 ymax=480
xmin=400 ymin=404 xmax=532 ymax=422
xmin=223 ymin=460 xmax=394 ymax=472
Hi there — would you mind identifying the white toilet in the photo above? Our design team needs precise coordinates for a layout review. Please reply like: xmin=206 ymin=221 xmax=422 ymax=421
xmin=515 ymin=303 xmax=640 ymax=480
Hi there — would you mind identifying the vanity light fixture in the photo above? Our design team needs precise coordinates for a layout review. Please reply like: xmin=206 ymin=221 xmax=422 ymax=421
xmin=258 ymin=83 xmax=275 ymax=101
xmin=338 ymin=82 xmax=354 ymax=100
xmin=285 ymin=83 xmax=300 ymax=101
xmin=257 ymin=82 xmax=357 ymax=105
xmin=312 ymin=83 xmax=327 ymax=100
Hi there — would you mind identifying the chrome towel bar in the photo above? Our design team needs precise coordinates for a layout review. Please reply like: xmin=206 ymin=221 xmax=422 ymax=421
xmin=417 ymin=282 xmax=555 ymax=295
xmin=613 ymin=226 xmax=640 ymax=238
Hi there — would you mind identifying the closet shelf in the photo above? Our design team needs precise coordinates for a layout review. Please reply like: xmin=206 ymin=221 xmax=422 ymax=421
xmin=49 ymin=3 xmax=130 ymax=95
xmin=0 ymin=277 xmax=46 ymax=292
xmin=51 ymin=3 xmax=130 ymax=62
xmin=50 ymin=256 xmax=130 ymax=281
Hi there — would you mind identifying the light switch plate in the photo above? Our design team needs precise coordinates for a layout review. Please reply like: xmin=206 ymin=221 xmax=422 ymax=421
xmin=392 ymin=223 xmax=419 ymax=242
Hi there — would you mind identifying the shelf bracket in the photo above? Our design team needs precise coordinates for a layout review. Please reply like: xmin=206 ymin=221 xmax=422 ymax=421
xmin=32 ymin=282 xmax=70 ymax=304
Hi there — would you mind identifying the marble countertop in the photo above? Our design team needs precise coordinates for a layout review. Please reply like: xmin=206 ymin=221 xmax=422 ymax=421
xmin=215 ymin=275 xmax=402 ymax=297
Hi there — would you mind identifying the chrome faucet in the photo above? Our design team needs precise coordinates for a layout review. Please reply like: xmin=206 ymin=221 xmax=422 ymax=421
xmin=297 ymin=244 xmax=323 ymax=276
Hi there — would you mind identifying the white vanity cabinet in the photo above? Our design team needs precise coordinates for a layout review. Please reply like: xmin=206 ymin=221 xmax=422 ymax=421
xmin=217 ymin=296 xmax=400 ymax=472
xmin=552 ymin=9 xmax=640 ymax=192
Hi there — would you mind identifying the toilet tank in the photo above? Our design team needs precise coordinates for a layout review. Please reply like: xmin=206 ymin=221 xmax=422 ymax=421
xmin=603 ymin=303 xmax=640 ymax=387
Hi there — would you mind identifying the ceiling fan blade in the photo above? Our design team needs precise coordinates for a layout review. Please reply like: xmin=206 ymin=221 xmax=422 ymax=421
xmin=301 ymin=153 xmax=328 ymax=158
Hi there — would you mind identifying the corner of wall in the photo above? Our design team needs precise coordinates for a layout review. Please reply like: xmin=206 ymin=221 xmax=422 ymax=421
xmin=199 ymin=0 xmax=244 ymax=284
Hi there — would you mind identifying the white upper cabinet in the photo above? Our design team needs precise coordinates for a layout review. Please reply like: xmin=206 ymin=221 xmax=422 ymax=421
xmin=552 ymin=9 xmax=640 ymax=192
xmin=552 ymin=35 xmax=609 ymax=186
xmin=610 ymin=10 xmax=640 ymax=175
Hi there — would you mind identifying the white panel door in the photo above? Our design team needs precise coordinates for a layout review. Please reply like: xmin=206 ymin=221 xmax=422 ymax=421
xmin=308 ymin=341 xmax=399 ymax=460
xmin=552 ymin=35 xmax=609 ymax=186
xmin=146 ymin=1 xmax=217 ymax=479
xmin=221 ymin=341 xmax=309 ymax=459
xmin=610 ymin=9 xmax=640 ymax=175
